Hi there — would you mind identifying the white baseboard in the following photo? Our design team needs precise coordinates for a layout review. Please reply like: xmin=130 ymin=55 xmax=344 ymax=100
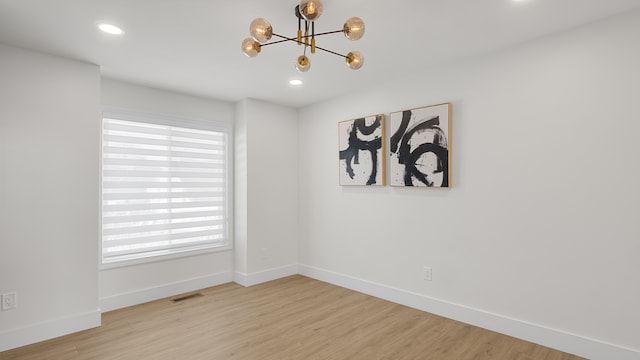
xmin=99 ymin=271 xmax=233 ymax=312
xmin=100 ymin=264 xmax=300 ymax=312
xmin=298 ymin=264 xmax=639 ymax=360
xmin=233 ymin=264 xmax=299 ymax=287
xmin=0 ymin=310 xmax=101 ymax=353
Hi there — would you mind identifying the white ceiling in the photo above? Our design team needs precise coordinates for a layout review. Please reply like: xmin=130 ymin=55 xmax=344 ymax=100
xmin=1 ymin=0 xmax=640 ymax=108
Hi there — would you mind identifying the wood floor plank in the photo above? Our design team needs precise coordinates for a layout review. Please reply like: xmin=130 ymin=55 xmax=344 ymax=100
xmin=0 ymin=275 xmax=585 ymax=360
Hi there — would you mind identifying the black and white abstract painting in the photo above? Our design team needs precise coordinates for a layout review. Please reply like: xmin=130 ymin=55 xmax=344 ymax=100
xmin=339 ymin=115 xmax=385 ymax=186
xmin=389 ymin=103 xmax=451 ymax=187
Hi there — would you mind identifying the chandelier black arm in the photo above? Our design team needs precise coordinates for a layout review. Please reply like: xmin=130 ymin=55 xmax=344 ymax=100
xmin=263 ymin=33 xmax=348 ymax=59
xmin=313 ymin=45 xmax=347 ymax=59
xmin=310 ymin=30 xmax=344 ymax=37
xmin=261 ymin=33 xmax=299 ymax=46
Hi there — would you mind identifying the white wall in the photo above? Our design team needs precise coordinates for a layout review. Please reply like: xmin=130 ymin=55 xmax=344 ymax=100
xmin=234 ymin=101 xmax=249 ymax=275
xmin=0 ymin=44 xmax=101 ymax=351
xmin=234 ymin=99 xmax=299 ymax=285
xmin=297 ymin=10 xmax=640 ymax=359
xmin=99 ymin=79 xmax=235 ymax=311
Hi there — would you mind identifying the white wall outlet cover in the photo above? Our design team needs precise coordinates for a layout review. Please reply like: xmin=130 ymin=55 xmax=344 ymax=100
xmin=2 ymin=292 xmax=17 ymax=310
xmin=423 ymin=267 xmax=433 ymax=281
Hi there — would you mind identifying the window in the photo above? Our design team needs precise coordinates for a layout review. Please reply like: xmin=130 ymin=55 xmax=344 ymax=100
xmin=101 ymin=109 xmax=231 ymax=266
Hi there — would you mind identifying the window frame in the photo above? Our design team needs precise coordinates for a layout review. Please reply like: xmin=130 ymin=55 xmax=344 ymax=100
xmin=99 ymin=107 xmax=233 ymax=269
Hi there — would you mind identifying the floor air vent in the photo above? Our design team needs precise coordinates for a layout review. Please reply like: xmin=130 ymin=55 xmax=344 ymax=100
xmin=172 ymin=293 xmax=203 ymax=303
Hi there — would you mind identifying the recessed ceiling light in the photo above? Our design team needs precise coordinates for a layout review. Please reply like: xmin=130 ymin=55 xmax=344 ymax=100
xmin=98 ymin=23 xmax=124 ymax=35
xmin=289 ymin=79 xmax=303 ymax=86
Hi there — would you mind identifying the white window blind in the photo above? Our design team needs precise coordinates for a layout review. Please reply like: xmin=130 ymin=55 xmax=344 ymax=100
xmin=101 ymin=115 xmax=230 ymax=265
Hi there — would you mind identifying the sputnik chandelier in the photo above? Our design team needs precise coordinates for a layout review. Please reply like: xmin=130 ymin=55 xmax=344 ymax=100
xmin=241 ymin=0 xmax=365 ymax=72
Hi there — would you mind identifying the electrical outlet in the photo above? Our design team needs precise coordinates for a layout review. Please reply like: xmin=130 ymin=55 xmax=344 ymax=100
xmin=2 ymin=292 xmax=17 ymax=311
xmin=423 ymin=266 xmax=433 ymax=281
xmin=260 ymin=248 xmax=269 ymax=259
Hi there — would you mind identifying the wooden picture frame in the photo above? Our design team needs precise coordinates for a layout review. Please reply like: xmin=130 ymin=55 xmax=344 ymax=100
xmin=389 ymin=103 xmax=451 ymax=187
xmin=338 ymin=114 xmax=386 ymax=186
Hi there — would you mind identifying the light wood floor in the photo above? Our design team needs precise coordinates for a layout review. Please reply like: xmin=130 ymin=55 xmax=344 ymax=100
xmin=1 ymin=275 xmax=584 ymax=360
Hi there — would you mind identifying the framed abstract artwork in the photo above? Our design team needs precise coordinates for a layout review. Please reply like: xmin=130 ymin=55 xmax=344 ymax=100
xmin=389 ymin=103 xmax=451 ymax=187
xmin=338 ymin=114 xmax=385 ymax=186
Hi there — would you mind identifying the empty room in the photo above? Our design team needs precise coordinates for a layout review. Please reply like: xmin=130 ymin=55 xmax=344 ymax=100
xmin=1 ymin=1 xmax=639 ymax=359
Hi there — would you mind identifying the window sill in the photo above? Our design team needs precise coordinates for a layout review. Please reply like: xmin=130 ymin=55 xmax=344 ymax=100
xmin=99 ymin=244 xmax=232 ymax=270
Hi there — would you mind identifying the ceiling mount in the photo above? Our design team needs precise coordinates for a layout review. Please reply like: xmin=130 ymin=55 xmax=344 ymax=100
xmin=241 ymin=0 xmax=365 ymax=72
